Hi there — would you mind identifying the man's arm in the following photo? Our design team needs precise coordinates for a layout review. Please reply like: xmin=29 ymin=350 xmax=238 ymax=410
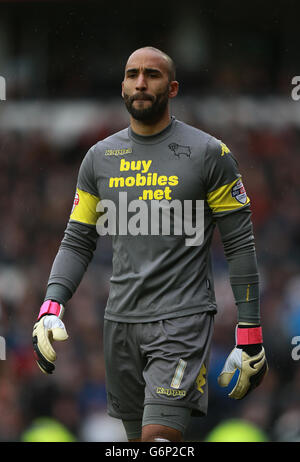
xmin=44 ymin=221 xmax=99 ymax=305
xmin=33 ymin=145 xmax=101 ymax=374
xmin=203 ymin=136 xmax=268 ymax=399
xmin=44 ymin=143 xmax=101 ymax=304
xmin=216 ymin=207 xmax=260 ymax=324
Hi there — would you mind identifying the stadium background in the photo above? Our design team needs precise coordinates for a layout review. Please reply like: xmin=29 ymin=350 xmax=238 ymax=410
xmin=0 ymin=0 xmax=299 ymax=442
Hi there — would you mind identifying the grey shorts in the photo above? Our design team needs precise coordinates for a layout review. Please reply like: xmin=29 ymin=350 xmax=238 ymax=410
xmin=103 ymin=312 xmax=214 ymax=422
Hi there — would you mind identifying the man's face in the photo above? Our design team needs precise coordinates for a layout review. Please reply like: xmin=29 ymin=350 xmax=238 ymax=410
xmin=122 ymin=50 xmax=177 ymax=123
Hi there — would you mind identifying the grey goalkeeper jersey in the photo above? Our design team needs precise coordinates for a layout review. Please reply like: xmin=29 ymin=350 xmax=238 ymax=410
xmin=46 ymin=117 xmax=258 ymax=323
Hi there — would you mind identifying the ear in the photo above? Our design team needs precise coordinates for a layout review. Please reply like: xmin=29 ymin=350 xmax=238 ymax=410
xmin=121 ymin=81 xmax=124 ymax=99
xmin=168 ymin=80 xmax=179 ymax=99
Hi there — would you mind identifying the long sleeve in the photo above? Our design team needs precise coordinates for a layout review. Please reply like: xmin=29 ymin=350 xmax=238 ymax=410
xmin=216 ymin=208 xmax=260 ymax=324
xmin=44 ymin=144 xmax=101 ymax=305
xmin=44 ymin=221 xmax=99 ymax=305
xmin=203 ymin=136 xmax=260 ymax=324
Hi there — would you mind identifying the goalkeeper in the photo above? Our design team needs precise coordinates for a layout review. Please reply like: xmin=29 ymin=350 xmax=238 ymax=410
xmin=32 ymin=46 xmax=267 ymax=442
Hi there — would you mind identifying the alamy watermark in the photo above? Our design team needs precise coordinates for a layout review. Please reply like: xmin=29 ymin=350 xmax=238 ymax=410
xmin=291 ymin=336 xmax=300 ymax=361
xmin=0 ymin=336 xmax=6 ymax=360
xmin=0 ymin=76 xmax=6 ymax=356
xmin=0 ymin=76 xmax=6 ymax=101
xmin=95 ymin=192 xmax=205 ymax=247
xmin=0 ymin=75 xmax=6 ymax=356
xmin=291 ymin=76 xmax=300 ymax=101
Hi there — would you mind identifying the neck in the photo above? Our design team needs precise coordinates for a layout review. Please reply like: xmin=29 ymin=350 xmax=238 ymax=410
xmin=130 ymin=110 xmax=171 ymax=136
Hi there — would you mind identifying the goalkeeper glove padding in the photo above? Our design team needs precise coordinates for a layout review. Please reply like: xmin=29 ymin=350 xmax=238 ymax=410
xmin=218 ymin=324 xmax=268 ymax=400
xmin=32 ymin=300 xmax=68 ymax=374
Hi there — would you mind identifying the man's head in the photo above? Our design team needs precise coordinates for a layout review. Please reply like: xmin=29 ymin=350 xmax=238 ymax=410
xmin=122 ymin=47 xmax=179 ymax=124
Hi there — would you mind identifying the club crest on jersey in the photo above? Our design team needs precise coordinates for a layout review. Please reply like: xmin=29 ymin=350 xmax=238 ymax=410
xmin=231 ymin=179 xmax=247 ymax=204
xmin=71 ymin=192 xmax=80 ymax=214
xmin=168 ymin=143 xmax=191 ymax=159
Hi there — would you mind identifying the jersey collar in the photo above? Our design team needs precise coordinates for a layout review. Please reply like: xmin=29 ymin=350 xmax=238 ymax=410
xmin=128 ymin=116 xmax=176 ymax=144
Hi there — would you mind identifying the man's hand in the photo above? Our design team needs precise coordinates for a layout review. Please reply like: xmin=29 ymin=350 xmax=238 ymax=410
xmin=218 ymin=325 xmax=268 ymax=399
xmin=32 ymin=301 xmax=68 ymax=374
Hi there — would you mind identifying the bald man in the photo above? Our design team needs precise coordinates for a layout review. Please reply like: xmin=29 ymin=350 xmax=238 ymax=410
xmin=122 ymin=47 xmax=178 ymax=135
xmin=32 ymin=47 xmax=268 ymax=443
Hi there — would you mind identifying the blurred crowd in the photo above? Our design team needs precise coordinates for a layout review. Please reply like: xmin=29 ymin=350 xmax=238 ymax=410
xmin=0 ymin=107 xmax=299 ymax=442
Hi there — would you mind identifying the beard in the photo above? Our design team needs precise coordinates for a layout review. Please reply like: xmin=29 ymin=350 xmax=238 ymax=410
xmin=123 ymin=86 xmax=169 ymax=123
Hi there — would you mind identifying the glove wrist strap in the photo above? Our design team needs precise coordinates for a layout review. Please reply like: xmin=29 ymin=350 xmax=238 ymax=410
xmin=236 ymin=325 xmax=263 ymax=345
xmin=37 ymin=300 xmax=64 ymax=320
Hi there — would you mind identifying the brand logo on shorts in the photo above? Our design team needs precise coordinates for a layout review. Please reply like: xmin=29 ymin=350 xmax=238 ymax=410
xmin=196 ymin=363 xmax=206 ymax=394
xmin=156 ymin=387 xmax=186 ymax=397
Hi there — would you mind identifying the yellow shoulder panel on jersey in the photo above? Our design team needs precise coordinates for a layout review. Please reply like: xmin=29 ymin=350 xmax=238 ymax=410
xmin=70 ymin=188 xmax=101 ymax=225
xmin=207 ymin=178 xmax=250 ymax=213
